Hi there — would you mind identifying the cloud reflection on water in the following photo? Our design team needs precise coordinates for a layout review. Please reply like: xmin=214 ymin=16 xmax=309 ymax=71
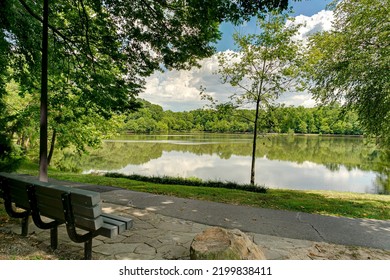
xmin=107 ymin=151 xmax=378 ymax=194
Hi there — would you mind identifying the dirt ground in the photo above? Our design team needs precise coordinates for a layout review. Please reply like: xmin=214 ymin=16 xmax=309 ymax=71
xmin=0 ymin=231 xmax=80 ymax=260
xmin=298 ymin=242 xmax=390 ymax=260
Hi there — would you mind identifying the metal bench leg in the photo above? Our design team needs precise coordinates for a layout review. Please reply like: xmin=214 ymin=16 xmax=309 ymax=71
xmin=50 ymin=226 xmax=58 ymax=250
xmin=21 ymin=215 xmax=30 ymax=236
xmin=84 ymin=239 xmax=93 ymax=260
xmin=1 ymin=183 xmax=31 ymax=236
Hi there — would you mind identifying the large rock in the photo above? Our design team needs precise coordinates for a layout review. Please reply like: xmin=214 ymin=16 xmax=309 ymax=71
xmin=190 ymin=227 xmax=266 ymax=260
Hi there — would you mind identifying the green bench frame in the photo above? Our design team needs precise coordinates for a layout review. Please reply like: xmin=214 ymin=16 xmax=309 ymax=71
xmin=0 ymin=172 xmax=132 ymax=259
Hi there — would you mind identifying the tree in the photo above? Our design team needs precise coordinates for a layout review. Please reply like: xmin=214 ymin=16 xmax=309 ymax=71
xmin=0 ymin=14 xmax=14 ymax=170
xmin=1 ymin=0 xmax=290 ymax=180
xmin=306 ymin=0 xmax=390 ymax=148
xmin=214 ymin=11 xmax=304 ymax=185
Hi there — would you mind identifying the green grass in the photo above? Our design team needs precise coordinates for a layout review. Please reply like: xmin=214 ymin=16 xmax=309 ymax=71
xmin=106 ymin=173 xmax=267 ymax=193
xmin=7 ymin=161 xmax=390 ymax=220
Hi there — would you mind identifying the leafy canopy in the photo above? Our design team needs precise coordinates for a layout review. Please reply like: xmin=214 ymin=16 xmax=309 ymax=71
xmin=217 ymin=11 xmax=303 ymax=108
xmin=307 ymin=0 xmax=390 ymax=147
xmin=0 ymin=0 xmax=290 ymax=113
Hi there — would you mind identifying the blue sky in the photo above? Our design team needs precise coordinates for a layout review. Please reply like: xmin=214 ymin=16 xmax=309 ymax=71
xmin=141 ymin=0 xmax=336 ymax=111
xmin=216 ymin=0 xmax=334 ymax=51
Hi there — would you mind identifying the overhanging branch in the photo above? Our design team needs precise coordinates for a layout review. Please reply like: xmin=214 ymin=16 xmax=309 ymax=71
xmin=18 ymin=0 xmax=72 ymax=44
xmin=18 ymin=0 xmax=95 ymax=63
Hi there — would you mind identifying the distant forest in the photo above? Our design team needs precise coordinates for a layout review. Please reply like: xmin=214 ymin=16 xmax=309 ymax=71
xmin=124 ymin=100 xmax=363 ymax=135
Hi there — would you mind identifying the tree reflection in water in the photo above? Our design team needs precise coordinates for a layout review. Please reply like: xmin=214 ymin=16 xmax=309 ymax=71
xmin=52 ymin=134 xmax=389 ymax=194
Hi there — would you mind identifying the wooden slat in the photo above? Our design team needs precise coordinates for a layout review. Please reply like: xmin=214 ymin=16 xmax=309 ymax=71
xmin=32 ymin=204 xmax=65 ymax=221
xmin=10 ymin=189 xmax=30 ymax=209
xmin=1 ymin=176 xmax=30 ymax=189
xmin=97 ymin=222 xmax=118 ymax=238
xmin=0 ymin=173 xmax=101 ymax=207
xmin=1 ymin=172 xmax=101 ymax=211
xmin=102 ymin=213 xmax=133 ymax=231
xmin=35 ymin=185 xmax=101 ymax=207
xmin=1 ymin=177 xmax=30 ymax=208
xmin=35 ymin=193 xmax=102 ymax=219
xmin=35 ymin=204 xmax=103 ymax=230
xmin=72 ymin=203 xmax=102 ymax=218
xmin=102 ymin=216 xmax=125 ymax=233
xmin=74 ymin=215 xmax=104 ymax=231
xmin=6 ymin=190 xmax=102 ymax=231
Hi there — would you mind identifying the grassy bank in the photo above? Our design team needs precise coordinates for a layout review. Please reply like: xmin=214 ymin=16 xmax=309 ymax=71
xmin=5 ymin=161 xmax=390 ymax=220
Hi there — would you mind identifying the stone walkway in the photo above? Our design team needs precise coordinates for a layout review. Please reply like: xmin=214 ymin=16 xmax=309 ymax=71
xmin=3 ymin=202 xmax=328 ymax=260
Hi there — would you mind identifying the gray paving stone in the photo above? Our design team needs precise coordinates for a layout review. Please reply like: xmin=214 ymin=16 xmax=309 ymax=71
xmin=134 ymin=228 xmax=165 ymax=238
xmin=134 ymin=243 xmax=157 ymax=255
xmin=156 ymin=232 xmax=194 ymax=246
xmin=122 ymin=233 xmax=155 ymax=244
xmin=103 ymin=235 xmax=128 ymax=244
xmin=157 ymin=220 xmax=194 ymax=233
xmin=93 ymin=243 xmax=138 ymax=256
xmin=157 ymin=244 xmax=189 ymax=260
xmin=144 ymin=238 xmax=164 ymax=249
xmin=114 ymin=252 xmax=159 ymax=260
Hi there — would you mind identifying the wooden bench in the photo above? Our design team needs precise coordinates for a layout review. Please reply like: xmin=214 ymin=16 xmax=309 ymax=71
xmin=0 ymin=172 xmax=133 ymax=259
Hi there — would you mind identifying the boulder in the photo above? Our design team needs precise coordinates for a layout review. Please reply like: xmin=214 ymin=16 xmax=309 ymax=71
xmin=190 ymin=227 xmax=266 ymax=260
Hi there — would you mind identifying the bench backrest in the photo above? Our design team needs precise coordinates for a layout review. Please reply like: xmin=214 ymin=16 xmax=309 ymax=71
xmin=0 ymin=172 xmax=103 ymax=231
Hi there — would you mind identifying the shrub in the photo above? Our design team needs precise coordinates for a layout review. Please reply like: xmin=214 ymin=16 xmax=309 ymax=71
xmin=105 ymin=173 xmax=267 ymax=193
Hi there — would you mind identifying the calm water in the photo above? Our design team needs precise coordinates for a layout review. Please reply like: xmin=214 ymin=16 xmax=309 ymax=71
xmin=72 ymin=134 xmax=389 ymax=194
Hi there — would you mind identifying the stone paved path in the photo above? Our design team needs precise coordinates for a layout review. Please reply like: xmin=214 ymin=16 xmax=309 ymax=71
xmin=5 ymin=202 xmax=389 ymax=260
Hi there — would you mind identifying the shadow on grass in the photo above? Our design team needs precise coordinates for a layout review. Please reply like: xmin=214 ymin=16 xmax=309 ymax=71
xmin=259 ymin=190 xmax=390 ymax=220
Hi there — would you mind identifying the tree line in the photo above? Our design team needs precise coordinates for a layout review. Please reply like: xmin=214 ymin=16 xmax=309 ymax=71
xmin=124 ymin=99 xmax=363 ymax=135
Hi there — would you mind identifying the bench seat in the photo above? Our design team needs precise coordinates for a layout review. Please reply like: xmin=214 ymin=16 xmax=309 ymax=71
xmin=0 ymin=172 xmax=133 ymax=259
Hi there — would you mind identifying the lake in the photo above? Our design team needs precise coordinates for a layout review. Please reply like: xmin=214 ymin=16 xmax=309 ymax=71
xmin=69 ymin=134 xmax=389 ymax=194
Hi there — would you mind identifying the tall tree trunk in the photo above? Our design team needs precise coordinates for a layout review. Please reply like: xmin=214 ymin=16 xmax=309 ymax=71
xmin=250 ymin=97 xmax=261 ymax=185
xmin=47 ymin=129 xmax=56 ymax=166
xmin=250 ymin=59 xmax=267 ymax=185
xmin=39 ymin=0 xmax=49 ymax=182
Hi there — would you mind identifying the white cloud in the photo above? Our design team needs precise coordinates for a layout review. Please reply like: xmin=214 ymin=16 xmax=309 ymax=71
xmin=288 ymin=10 xmax=334 ymax=43
xmin=276 ymin=91 xmax=317 ymax=107
xmin=141 ymin=10 xmax=334 ymax=111
xmin=141 ymin=56 xmax=233 ymax=111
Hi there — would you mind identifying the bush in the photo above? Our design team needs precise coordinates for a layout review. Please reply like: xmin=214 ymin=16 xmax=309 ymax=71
xmin=0 ymin=136 xmax=24 ymax=172
xmin=105 ymin=173 xmax=267 ymax=193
